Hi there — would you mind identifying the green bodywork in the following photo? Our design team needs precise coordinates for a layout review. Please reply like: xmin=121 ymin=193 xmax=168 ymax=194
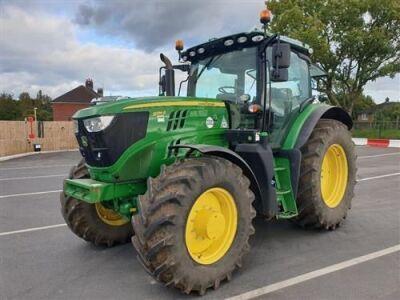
xmin=64 ymin=96 xmax=323 ymax=220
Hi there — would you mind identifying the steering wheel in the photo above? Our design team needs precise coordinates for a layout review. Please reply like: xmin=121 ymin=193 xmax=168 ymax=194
xmin=218 ymin=86 xmax=237 ymax=94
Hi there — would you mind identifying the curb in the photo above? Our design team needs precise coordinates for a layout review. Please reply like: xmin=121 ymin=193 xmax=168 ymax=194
xmin=353 ymin=138 xmax=400 ymax=148
xmin=0 ymin=149 xmax=79 ymax=162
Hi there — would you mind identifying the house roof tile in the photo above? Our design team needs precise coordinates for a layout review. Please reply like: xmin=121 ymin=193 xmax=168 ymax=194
xmin=52 ymin=85 xmax=99 ymax=103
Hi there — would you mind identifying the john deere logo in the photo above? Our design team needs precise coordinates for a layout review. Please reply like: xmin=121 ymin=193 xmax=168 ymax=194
xmin=81 ymin=136 xmax=88 ymax=147
xmin=206 ymin=117 xmax=214 ymax=129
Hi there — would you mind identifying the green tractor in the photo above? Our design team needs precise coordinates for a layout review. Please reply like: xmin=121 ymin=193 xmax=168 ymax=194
xmin=61 ymin=8 xmax=356 ymax=295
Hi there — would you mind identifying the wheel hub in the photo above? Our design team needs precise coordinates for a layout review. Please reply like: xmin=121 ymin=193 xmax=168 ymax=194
xmin=206 ymin=212 xmax=225 ymax=240
xmin=95 ymin=203 xmax=129 ymax=226
xmin=321 ymin=144 xmax=348 ymax=208
xmin=191 ymin=208 xmax=226 ymax=240
xmin=185 ymin=188 xmax=237 ymax=265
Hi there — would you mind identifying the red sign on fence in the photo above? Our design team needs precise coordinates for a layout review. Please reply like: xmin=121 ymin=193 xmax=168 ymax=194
xmin=27 ymin=116 xmax=35 ymax=139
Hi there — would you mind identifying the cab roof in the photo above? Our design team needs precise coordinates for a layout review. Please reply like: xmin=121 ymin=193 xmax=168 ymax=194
xmin=181 ymin=30 xmax=311 ymax=63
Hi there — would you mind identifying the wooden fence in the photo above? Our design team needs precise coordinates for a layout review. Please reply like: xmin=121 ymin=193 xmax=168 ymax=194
xmin=0 ymin=121 xmax=78 ymax=157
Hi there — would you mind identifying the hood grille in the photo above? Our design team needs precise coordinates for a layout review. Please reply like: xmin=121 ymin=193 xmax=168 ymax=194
xmin=76 ymin=112 xmax=149 ymax=167
xmin=166 ymin=110 xmax=188 ymax=131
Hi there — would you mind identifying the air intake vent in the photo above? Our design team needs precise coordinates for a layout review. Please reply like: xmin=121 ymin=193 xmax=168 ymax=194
xmin=166 ymin=110 xmax=188 ymax=131
xmin=167 ymin=139 xmax=181 ymax=158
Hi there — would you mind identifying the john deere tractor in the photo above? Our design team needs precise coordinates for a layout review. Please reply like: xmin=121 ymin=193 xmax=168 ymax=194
xmin=61 ymin=8 xmax=356 ymax=295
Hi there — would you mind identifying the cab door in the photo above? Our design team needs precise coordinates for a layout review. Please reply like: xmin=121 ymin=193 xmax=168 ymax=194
xmin=266 ymin=49 xmax=312 ymax=149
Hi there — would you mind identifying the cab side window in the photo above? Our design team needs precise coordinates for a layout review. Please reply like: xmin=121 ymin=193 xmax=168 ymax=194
xmin=270 ymin=52 xmax=310 ymax=117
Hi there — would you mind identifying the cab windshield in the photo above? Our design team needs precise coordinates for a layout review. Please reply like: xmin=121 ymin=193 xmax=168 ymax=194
xmin=187 ymin=47 xmax=258 ymax=104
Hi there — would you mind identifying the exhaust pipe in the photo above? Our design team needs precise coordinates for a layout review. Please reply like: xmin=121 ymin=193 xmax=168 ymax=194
xmin=160 ymin=53 xmax=175 ymax=96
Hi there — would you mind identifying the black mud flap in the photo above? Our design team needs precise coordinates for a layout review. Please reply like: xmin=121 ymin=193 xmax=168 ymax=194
xmin=234 ymin=142 xmax=279 ymax=218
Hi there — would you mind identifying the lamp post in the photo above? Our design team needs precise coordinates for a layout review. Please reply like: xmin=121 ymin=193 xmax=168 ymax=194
xmin=34 ymin=107 xmax=38 ymax=138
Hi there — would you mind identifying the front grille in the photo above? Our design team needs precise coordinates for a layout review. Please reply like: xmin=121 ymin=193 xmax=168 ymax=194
xmin=76 ymin=112 xmax=149 ymax=167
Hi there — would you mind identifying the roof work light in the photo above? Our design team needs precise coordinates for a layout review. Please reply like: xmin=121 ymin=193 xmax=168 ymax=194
xmin=260 ymin=8 xmax=272 ymax=25
xmin=175 ymin=39 xmax=184 ymax=51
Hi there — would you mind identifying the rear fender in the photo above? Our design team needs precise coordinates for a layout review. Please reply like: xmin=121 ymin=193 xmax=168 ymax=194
xmin=281 ymin=105 xmax=352 ymax=208
xmin=293 ymin=106 xmax=352 ymax=149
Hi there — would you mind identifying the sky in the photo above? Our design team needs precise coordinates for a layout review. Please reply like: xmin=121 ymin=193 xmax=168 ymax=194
xmin=0 ymin=0 xmax=398 ymax=103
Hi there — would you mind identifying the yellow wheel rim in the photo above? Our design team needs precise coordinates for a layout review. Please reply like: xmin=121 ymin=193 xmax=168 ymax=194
xmin=185 ymin=187 xmax=237 ymax=265
xmin=321 ymin=144 xmax=348 ymax=208
xmin=95 ymin=203 xmax=129 ymax=226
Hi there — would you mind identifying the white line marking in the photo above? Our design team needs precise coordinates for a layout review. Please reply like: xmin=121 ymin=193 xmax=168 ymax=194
xmin=0 ymin=224 xmax=67 ymax=237
xmin=357 ymin=172 xmax=400 ymax=182
xmin=0 ymin=174 xmax=65 ymax=181
xmin=0 ymin=173 xmax=397 ymax=198
xmin=226 ymin=244 xmax=400 ymax=300
xmin=0 ymin=164 xmax=71 ymax=171
xmin=358 ymin=152 xmax=400 ymax=159
xmin=0 ymin=190 xmax=62 ymax=199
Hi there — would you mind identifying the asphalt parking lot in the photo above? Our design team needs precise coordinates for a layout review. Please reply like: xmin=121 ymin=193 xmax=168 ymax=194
xmin=0 ymin=146 xmax=399 ymax=300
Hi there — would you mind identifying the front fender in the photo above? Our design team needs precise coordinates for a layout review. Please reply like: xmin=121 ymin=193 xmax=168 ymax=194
xmin=170 ymin=144 xmax=264 ymax=211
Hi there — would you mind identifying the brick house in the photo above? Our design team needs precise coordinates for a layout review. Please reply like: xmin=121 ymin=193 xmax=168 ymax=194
xmin=52 ymin=79 xmax=103 ymax=121
xmin=356 ymin=99 xmax=400 ymax=122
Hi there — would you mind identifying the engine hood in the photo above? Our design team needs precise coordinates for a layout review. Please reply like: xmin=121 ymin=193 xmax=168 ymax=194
xmin=72 ymin=96 xmax=225 ymax=119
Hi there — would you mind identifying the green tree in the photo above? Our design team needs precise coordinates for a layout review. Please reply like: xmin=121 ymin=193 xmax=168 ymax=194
xmin=34 ymin=90 xmax=53 ymax=121
xmin=269 ymin=0 xmax=400 ymax=115
xmin=0 ymin=91 xmax=53 ymax=121
xmin=379 ymin=103 xmax=400 ymax=122
xmin=351 ymin=94 xmax=376 ymax=119
xmin=0 ymin=93 xmax=21 ymax=120
xmin=18 ymin=92 xmax=34 ymax=118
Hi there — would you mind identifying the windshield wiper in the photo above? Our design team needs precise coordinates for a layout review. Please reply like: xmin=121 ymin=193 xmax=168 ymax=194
xmin=194 ymin=55 xmax=222 ymax=84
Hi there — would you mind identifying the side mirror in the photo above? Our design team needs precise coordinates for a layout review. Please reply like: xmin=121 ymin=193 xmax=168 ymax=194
xmin=271 ymin=68 xmax=288 ymax=82
xmin=271 ymin=43 xmax=290 ymax=82
xmin=272 ymin=43 xmax=290 ymax=68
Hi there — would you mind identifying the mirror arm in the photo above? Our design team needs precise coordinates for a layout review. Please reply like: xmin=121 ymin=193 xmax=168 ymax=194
xmin=178 ymin=76 xmax=189 ymax=96
xmin=259 ymin=34 xmax=278 ymax=56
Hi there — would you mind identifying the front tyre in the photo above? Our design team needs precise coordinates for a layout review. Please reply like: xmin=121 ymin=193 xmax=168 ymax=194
xmin=293 ymin=119 xmax=357 ymax=230
xmin=132 ymin=156 xmax=256 ymax=295
xmin=60 ymin=160 xmax=133 ymax=247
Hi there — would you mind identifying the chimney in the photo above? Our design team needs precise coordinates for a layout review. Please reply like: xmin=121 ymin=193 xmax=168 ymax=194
xmin=85 ymin=78 xmax=93 ymax=90
xmin=97 ymin=88 xmax=104 ymax=97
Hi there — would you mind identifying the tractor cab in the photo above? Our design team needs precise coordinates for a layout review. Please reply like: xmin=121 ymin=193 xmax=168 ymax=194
xmin=161 ymin=29 xmax=317 ymax=149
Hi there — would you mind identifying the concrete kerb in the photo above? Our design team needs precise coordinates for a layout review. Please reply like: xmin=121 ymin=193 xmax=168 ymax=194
xmin=353 ymin=138 xmax=400 ymax=148
xmin=0 ymin=149 xmax=79 ymax=162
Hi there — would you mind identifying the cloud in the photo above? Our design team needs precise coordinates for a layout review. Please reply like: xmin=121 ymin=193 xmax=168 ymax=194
xmin=364 ymin=75 xmax=400 ymax=103
xmin=0 ymin=1 xmax=398 ymax=103
xmin=0 ymin=6 xmax=162 ymax=98
xmin=74 ymin=0 xmax=263 ymax=51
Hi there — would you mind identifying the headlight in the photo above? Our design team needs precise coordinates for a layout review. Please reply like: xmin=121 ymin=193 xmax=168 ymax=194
xmin=83 ymin=115 xmax=114 ymax=132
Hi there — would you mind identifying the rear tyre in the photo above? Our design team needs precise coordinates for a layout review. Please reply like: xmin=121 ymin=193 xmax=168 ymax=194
xmin=60 ymin=160 xmax=133 ymax=247
xmin=293 ymin=119 xmax=356 ymax=230
xmin=132 ymin=156 xmax=256 ymax=295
